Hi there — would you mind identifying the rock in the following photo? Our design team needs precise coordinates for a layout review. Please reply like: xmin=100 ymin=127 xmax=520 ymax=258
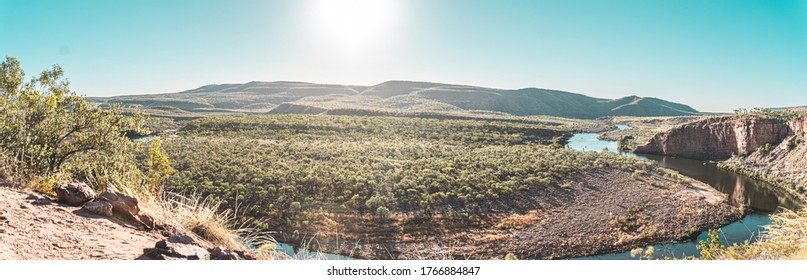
xmin=97 ymin=190 xmax=139 ymax=217
xmin=210 ymin=246 xmax=242 ymax=260
xmin=138 ymin=234 xmax=210 ymax=260
xmin=137 ymin=214 xmax=159 ymax=230
xmin=54 ymin=182 xmax=96 ymax=206
xmin=790 ymin=116 xmax=807 ymax=136
xmin=30 ymin=197 xmax=53 ymax=205
xmin=83 ymin=201 xmax=113 ymax=217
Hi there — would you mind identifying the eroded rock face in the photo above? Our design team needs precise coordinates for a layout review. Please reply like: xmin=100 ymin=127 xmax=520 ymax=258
xmin=789 ymin=116 xmax=807 ymax=136
xmin=635 ymin=116 xmax=792 ymax=160
xmin=55 ymin=182 xmax=96 ymax=206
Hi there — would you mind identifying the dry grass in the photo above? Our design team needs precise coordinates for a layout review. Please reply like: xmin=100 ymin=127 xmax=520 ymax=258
xmin=721 ymin=209 xmax=807 ymax=260
xmin=495 ymin=210 xmax=542 ymax=231
xmin=81 ymin=163 xmax=285 ymax=259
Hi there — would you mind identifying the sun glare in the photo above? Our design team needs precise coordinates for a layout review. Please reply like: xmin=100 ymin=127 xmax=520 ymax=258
xmin=306 ymin=0 xmax=402 ymax=56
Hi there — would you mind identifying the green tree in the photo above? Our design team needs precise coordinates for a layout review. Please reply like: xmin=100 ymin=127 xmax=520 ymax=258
xmin=146 ymin=137 xmax=175 ymax=195
xmin=0 ymin=56 xmax=144 ymax=176
xmin=617 ymin=135 xmax=634 ymax=152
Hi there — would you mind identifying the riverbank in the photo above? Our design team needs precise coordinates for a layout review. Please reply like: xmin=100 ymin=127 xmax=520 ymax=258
xmin=268 ymin=168 xmax=739 ymax=260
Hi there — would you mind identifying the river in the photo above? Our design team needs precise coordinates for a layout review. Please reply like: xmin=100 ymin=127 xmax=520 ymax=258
xmin=570 ymin=125 xmax=799 ymax=259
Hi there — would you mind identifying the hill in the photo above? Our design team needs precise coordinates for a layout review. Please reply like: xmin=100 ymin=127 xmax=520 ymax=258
xmin=89 ymin=81 xmax=700 ymax=119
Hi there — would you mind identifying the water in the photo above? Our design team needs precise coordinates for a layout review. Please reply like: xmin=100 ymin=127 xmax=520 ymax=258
xmin=568 ymin=124 xmax=799 ymax=259
xmin=274 ymin=243 xmax=354 ymax=260
xmin=577 ymin=215 xmax=773 ymax=260
xmin=567 ymin=124 xmax=630 ymax=153
xmin=132 ymin=136 xmax=155 ymax=142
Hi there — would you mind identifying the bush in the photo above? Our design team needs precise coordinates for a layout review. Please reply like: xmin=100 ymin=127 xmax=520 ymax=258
xmin=0 ymin=56 xmax=144 ymax=177
xmin=787 ymin=137 xmax=802 ymax=151
xmin=756 ymin=143 xmax=773 ymax=155
xmin=375 ymin=206 xmax=391 ymax=220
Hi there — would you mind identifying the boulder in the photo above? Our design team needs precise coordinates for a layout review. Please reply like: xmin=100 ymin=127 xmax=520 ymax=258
xmin=210 ymin=246 xmax=242 ymax=260
xmin=138 ymin=234 xmax=210 ymax=260
xmin=83 ymin=201 xmax=113 ymax=217
xmin=209 ymin=246 xmax=257 ymax=260
xmin=55 ymin=182 xmax=95 ymax=206
xmin=137 ymin=214 xmax=156 ymax=230
xmin=97 ymin=189 xmax=139 ymax=217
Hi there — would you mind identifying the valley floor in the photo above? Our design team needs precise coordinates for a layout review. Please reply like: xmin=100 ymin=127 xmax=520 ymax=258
xmin=274 ymin=169 xmax=740 ymax=260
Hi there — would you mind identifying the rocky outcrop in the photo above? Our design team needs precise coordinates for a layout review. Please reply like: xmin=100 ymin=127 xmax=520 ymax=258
xmin=55 ymin=182 xmax=96 ymax=206
xmin=634 ymin=115 xmax=792 ymax=160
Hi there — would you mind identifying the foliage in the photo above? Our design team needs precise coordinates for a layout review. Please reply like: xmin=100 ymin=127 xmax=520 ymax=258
xmin=145 ymin=137 xmax=175 ymax=195
xmin=179 ymin=114 xmax=568 ymax=147
xmin=616 ymin=135 xmax=634 ymax=152
xmin=162 ymin=114 xmax=658 ymax=222
xmin=0 ymin=56 xmax=144 ymax=177
xmin=787 ymin=137 xmax=802 ymax=151
xmin=733 ymin=107 xmax=806 ymax=120
xmin=697 ymin=229 xmax=726 ymax=260
xmin=375 ymin=206 xmax=391 ymax=220
xmin=756 ymin=143 xmax=773 ymax=155
xmin=716 ymin=209 xmax=807 ymax=260
xmin=629 ymin=246 xmax=655 ymax=260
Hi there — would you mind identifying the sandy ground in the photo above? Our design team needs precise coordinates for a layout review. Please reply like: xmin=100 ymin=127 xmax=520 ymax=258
xmin=0 ymin=184 xmax=160 ymax=260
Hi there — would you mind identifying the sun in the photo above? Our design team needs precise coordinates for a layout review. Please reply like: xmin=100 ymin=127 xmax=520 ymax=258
xmin=306 ymin=0 xmax=402 ymax=56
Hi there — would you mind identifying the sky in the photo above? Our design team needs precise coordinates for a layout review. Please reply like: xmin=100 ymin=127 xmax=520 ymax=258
xmin=1 ymin=0 xmax=806 ymax=112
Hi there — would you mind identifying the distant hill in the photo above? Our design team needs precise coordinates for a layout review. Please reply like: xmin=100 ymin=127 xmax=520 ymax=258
xmin=88 ymin=80 xmax=700 ymax=119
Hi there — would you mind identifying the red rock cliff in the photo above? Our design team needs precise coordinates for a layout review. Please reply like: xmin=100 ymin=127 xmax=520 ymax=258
xmin=789 ymin=116 xmax=807 ymax=136
xmin=634 ymin=115 xmax=792 ymax=160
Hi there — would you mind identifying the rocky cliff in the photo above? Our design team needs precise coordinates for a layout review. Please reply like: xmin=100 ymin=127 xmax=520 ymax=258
xmin=720 ymin=116 xmax=807 ymax=198
xmin=634 ymin=115 xmax=792 ymax=160
xmin=789 ymin=116 xmax=807 ymax=135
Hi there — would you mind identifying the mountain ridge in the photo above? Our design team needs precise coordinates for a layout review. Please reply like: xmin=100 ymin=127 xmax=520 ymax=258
xmin=89 ymin=80 xmax=700 ymax=119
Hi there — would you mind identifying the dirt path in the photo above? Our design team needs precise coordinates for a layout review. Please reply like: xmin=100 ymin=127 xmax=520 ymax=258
xmin=0 ymin=184 xmax=160 ymax=260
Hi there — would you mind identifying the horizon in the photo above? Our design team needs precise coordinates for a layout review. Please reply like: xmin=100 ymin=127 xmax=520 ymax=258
xmin=2 ymin=0 xmax=806 ymax=112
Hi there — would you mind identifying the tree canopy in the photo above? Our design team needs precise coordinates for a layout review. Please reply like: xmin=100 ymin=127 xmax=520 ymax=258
xmin=0 ymin=56 xmax=144 ymax=177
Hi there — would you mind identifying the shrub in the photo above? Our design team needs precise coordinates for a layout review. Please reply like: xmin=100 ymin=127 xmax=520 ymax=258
xmin=787 ymin=137 xmax=802 ymax=151
xmin=375 ymin=206 xmax=391 ymax=220
xmin=0 ymin=56 xmax=144 ymax=177
xmin=756 ymin=143 xmax=773 ymax=155
xmin=697 ymin=229 xmax=726 ymax=260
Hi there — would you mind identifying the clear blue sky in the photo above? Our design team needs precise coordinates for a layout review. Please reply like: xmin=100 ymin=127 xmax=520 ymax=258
xmin=1 ymin=0 xmax=806 ymax=112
